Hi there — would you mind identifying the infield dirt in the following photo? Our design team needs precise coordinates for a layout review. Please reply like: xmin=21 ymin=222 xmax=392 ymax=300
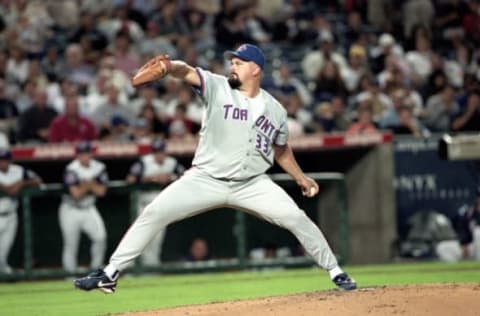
xmin=119 ymin=283 xmax=480 ymax=316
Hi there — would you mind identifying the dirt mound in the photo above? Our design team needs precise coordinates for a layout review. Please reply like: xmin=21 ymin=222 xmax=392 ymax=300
xmin=121 ymin=284 xmax=480 ymax=316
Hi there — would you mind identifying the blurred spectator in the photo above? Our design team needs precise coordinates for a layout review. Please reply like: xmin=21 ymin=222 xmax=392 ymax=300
xmin=0 ymin=79 xmax=18 ymax=137
xmin=64 ymin=44 xmax=96 ymax=89
xmin=271 ymin=60 xmax=313 ymax=107
xmin=46 ymin=0 xmax=79 ymax=29
xmin=41 ymin=46 xmax=67 ymax=82
xmin=314 ymin=97 xmax=353 ymax=133
xmin=405 ymin=35 xmax=434 ymax=85
xmin=354 ymin=77 xmax=393 ymax=121
xmin=342 ymin=45 xmax=370 ymax=93
xmin=27 ymin=60 xmax=48 ymax=91
xmin=346 ymin=103 xmax=378 ymax=134
xmin=463 ymin=0 xmax=480 ymax=45
xmin=138 ymin=105 xmax=169 ymax=138
xmin=150 ymin=0 xmax=185 ymax=43
xmin=367 ymin=0 xmax=393 ymax=31
xmin=5 ymin=44 xmax=29 ymax=85
xmin=403 ymin=0 xmax=435 ymax=40
xmin=284 ymin=94 xmax=308 ymax=138
xmin=17 ymin=90 xmax=57 ymax=143
xmin=98 ymin=5 xmax=144 ymax=43
xmin=131 ymin=85 xmax=166 ymax=117
xmin=179 ymin=0 xmax=215 ymax=51
xmin=422 ymin=84 xmax=459 ymax=132
xmin=451 ymin=90 xmax=480 ymax=132
xmin=243 ymin=2 xmax=271 ymax=44
xmin=386 ymin=105 xmax=426 ymax=137
xmin=0 ymin=148 xmax=42 ymax=274
xmin=314 ymin=60 xmax=348 ymax=102
xmin=167 ymin=104 xmax=197 ymax=141
xmin=433 ymin=0 xmax=469 ymax=41
xmin=48 ymin=97 xmax=97 ymax=143
xmin=15 ymin=80 xmax=37 ymax=113
xmin=95 ymin=56 xmax=132 ymax=99
xmin=138 ymin=21 xmax=177 ymax=57
xmin=70 ymin=11 xmax=108 ymax=51
xmin=165 ymin=84 xmax=202 ymax=123
xmin=313 ymin=102 xmax=336 ymax=133
xmin=0 ymin=132 xmax=9 ymax=148
xmin=344 ymin=11 xmax=368 ymax=48
xmin=128 ymin=118 xmax=153 ymax=143
xmin=105 ymin=115 xmax=131 ymax=142
xmin=91 ymin=85 xmax=135 ymax=138
xmin=370 ymin=33 xmax=404 ymax=74
xmin=301 ymin=30 xmax=347 ymax=81
xmin=111 ymin=30 xmax=140 ymax=78
xmin=186 ymin=238 xmax=211 ymax=262
xmin=214 ymin=5 xmax=255 ymax=49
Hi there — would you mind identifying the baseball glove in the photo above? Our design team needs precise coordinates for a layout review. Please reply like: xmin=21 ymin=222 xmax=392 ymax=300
xmin=131 ymin=54 xmax=172 ymax=87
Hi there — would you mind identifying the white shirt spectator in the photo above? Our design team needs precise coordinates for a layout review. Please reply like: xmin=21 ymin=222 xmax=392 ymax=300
xmin=0 ymin=132 xmax=9 ymax=149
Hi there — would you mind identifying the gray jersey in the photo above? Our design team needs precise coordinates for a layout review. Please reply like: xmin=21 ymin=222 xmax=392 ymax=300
xmin=62 ymin=159 xmax=109 ymax=208
xmin=129 ymin=154 xmax=185 ymax=205
xmin=192 ymin=68 xmax=289 ymax=180
xmin=0 ymin=164 xmax=37 ymax=213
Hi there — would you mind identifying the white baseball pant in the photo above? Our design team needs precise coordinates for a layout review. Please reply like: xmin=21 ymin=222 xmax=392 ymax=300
xmin=109 ymin=168 xmax=338 ymax=271
xmin=137 ymin=192 xmax=166 ymax=266
xmin=59 ymin=204 xmax=107 ymax=272
xmin=0 ymin=211 xmax=17 ymax=273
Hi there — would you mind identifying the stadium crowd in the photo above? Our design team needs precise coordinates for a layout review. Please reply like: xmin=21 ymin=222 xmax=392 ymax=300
xmin=0 ymin=0 xmax=479 ymax=147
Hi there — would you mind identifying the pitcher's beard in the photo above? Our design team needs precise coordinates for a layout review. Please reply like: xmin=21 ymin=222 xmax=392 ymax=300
xmin=228 ymin=77 xmax=242 ymax=89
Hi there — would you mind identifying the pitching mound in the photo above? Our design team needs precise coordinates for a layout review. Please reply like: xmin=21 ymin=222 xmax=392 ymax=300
xmin=121 ymin=283 xmax=480 ymax=316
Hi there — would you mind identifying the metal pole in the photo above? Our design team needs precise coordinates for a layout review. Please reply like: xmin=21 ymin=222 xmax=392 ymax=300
xmin=21 ymin=191 xmax=33 ymax=278
xmin=234 ymin=211 xmax=247 ymax=268
xmin=337 ymin=179 xmax=349 ymax=264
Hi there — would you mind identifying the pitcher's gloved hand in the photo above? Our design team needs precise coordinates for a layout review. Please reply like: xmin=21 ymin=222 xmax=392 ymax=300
xmin=131 ymin=54 xmax=172 ymax=87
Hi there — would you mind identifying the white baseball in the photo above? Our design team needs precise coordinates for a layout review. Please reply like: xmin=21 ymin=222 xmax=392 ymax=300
xmin=310 ymin=187 xmax=316 ymax=196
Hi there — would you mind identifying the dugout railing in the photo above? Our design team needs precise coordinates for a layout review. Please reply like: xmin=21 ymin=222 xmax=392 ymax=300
xmin=1 ymin=173 xmax=348 ymax=281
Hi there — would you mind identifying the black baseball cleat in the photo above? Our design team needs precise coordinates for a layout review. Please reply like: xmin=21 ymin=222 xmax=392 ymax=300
xmin=74 ymin=269 xmax=117 ymax=294
xmin=332 ymin=273 xmax=357 ymax=291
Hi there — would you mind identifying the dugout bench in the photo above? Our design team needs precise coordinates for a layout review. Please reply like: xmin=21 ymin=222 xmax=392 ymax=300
xmin=0 ymin=172 xmax=348 ymax=281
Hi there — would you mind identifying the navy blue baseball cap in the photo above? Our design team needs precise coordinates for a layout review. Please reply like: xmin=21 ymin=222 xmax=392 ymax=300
xmin=76 ymin=141 xmax=93 ymax=154
xmin=0 ymin=148 xmax=12 ymax=160
xmin=224 ymin=44 xmax=265 ymax=70
xmin=151 ymin=139 xmax=166 ymax=152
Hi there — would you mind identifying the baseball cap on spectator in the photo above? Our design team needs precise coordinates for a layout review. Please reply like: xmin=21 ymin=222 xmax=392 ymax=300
xmin=319 ymin=30 xmax=334 ymax=43
xmin=134 ymin=118 xmax=148 ymax=129
xmin=76 ymin=141 xmax=93 ymax=154
xmin=111 ymin=115 xmax=129 ymax=127
xmin=0 ymin=148 xmax=12 ymax=160
xmin=151 ymin=139 xmax=166 ymax=152
xmin=349 ymin=45 xmax=366 ymax=58
xmin=379 ymin=33 xmax=395 ymax=47
xmin=224 ymin=44 xmax=265 ymax=70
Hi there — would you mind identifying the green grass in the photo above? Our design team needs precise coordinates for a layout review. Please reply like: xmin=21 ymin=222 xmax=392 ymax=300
xmin=1 ymin=261 xmax=479 ymax=316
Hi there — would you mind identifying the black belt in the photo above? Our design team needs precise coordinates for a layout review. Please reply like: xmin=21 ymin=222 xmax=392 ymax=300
xmin=0 ymin=211 xmax=13 ymax=217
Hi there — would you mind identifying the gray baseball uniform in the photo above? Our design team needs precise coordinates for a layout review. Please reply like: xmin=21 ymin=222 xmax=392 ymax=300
xmin=0 ymin=164 xmax=38 ymax=274
xmin=59 ymin=158 xmax=109 ymax=272
xmin=108 ymin=67 xmax=338 ymax=272
xmin=128 ymin=153 xmax=185 ymax=266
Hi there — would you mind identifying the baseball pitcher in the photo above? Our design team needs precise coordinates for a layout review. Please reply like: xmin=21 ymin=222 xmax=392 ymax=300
xmin=60 ymin=142 xmax=109 ymax=273
xmin=75 ymin=44 xmax=356 ymax=293
xmin=126 ymin=139 xmax=185 ymax=266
